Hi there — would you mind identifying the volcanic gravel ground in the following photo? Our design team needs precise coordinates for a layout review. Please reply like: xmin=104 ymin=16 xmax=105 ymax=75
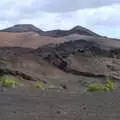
xmin=0 ymin=87 xmax=120 ymax=120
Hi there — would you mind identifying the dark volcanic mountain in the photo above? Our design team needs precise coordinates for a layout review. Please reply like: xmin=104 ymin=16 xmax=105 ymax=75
xmin=0 ymin=24 xmax=100 ymax=37
xmin=43 ymin=25 xmax=100 ymax=37
xmin=0 ymin=24 xmax=42 ymax=33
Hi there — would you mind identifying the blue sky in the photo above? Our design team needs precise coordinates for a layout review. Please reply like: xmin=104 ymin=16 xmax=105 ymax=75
xmin=0 ymin=0 xmax=120 ymax=38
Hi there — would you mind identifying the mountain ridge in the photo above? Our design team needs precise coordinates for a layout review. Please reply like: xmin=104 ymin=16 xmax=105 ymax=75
xmin=0 ymin=24 xmax=100 ymax=37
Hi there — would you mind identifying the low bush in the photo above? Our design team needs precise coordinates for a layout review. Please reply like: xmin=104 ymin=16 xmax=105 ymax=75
xmin=87 ymin=80 xmax=115 ymax=92
xmin=35 ymin=82 xmax=44 ymax=89
xmin=87 ymin=83 xmax=105 ymax=92
xmin=0 ymin=76 xmax=18 ymax=88
xmin=104 ymin=80 xmax=115 ymax=91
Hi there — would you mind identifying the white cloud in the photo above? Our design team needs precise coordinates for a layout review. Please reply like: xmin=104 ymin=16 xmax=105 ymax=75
xmin=1 ymin=0 xmax=120 ymax=13
xmin=32 ymin=0 xmax=120 ymax=12
xmin=0 ymin=0 xmax=120 ymax=38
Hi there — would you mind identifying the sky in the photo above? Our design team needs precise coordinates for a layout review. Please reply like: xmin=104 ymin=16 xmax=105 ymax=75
xmin=0 ymin=0 xmax=120 ymax=38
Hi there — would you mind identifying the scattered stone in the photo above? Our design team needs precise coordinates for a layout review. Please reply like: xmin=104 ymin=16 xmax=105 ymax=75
xmin=42 ymin=80 xmax=47 ymax=84
xmin=56 ymin=110 xmax=61 ymax=114
xmin=60 ymin=83 xmax=68 ymax=90
xmin=1 ymin=87 xmax=7 ymax=92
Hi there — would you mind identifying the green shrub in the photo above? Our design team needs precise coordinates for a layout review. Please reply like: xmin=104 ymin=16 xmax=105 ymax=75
xmin=87 ymin=83 xmax=105 ymax=92
xmin=0 ymin=76 xmax=18 ymax=88
xmin=35 ymin=82 xmax=44 ymax=89
xmin=87 ymin=80 xmax=115 ymax=92
xmin=104 ymin=80 xmax=115 ymax=91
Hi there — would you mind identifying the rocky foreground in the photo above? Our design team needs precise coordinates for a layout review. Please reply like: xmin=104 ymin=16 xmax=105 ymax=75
xmin=0 ymin=87 xmax=120 ymax=120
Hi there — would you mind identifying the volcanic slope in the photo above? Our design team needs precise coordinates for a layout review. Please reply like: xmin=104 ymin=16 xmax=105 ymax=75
xmin=0 ymin=25 xmax=120 ymax=92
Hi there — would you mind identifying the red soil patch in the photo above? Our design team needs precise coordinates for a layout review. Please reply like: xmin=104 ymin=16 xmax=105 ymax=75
xmin=0 ymin=32 xmax=59 ymax=48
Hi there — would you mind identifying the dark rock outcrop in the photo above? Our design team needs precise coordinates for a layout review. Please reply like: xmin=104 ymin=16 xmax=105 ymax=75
xmin=29 ymin=39 xmax=120 ymax=81
xmin=32 ymin=40 xmax=109 ymax=59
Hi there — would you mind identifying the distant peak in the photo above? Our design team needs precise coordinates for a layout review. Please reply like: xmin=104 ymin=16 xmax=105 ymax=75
xmin=1 ymin=24 xmax=42 ymax=33
xmin=71 ymin=25 xmax=87 ymax=31
xmin=13 ymin=24 xmax=37 ymax=28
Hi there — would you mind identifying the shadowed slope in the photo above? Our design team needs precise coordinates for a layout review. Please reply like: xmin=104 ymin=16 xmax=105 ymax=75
xmin=43 ymin=25 xmax=100 ymax=37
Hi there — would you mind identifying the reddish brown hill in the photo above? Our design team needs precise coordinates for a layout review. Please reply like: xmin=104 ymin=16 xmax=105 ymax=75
xmin=0 ymin=32 xmax=59 ymax=48
xmin=0 ymin=31 xmax=120 ymax=50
